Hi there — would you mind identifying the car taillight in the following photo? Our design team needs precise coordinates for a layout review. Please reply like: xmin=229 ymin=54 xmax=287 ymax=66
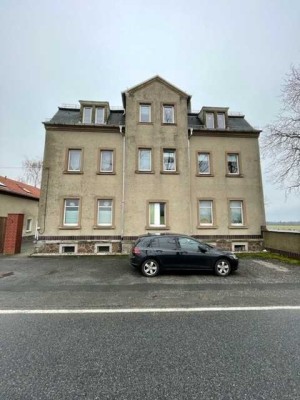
xmin=132 ymin=246 xmax=141 ymax=256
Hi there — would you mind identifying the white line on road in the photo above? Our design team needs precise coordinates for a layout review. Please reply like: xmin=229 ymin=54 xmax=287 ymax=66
xmin=0 ymin=306 xmax=300 ymax=314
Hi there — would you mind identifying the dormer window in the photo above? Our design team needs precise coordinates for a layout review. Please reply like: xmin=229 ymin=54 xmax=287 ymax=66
xmin=95 ymin=107 xmax=105 ymax=124
xmin=83 ymin=107 xmax=92 ymax=124
xmin=206 ymin=113 xmax=214 ymax=129
xmin=217 ymin=113 xmax=226 ymax=129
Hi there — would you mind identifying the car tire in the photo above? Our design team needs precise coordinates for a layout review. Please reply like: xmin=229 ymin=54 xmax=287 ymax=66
xmin=214 ymin=258 xmax=231 ymax=277
xmin=141 ymin=259 xmax=160 ymax=277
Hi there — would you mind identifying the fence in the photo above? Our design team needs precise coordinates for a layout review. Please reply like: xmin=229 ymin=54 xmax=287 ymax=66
xmin=262 ymin=229 xmax=300 ymax=259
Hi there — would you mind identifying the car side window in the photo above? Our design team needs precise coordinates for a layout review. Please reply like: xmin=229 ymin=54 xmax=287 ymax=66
xmin=178 ymin=237 xmax=200 ymax=252
xmin=158 ymin=237 xmax=177 ymax=250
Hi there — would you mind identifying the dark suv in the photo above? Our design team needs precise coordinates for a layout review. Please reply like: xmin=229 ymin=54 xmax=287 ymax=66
xmin=130 ymin=234 xmax=239 ymax=277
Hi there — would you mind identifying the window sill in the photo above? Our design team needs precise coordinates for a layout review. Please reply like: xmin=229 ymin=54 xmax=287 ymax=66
xmin=228 ymin=225 xmax=248 ymax=229
xmin=197 ymin=225 xmax=218 ymax=229
xmin=226 ymin=174 xmax=244 ymax=178
xmin=160 ymin=171 xmax=180 ymax=175
xmin=161 ymin=123 xmax=177 ymax=126
xmin=93 ymin=225 xmax=116 ymax=230
xmin=135 ymin=170 xmax=155 ymax=174
xmin=96 ymin=172 xmax=116 ymax=175
xmin=138 ymin=122 xmax=153 ymax=125
xmin=196 ymin=174 xmax=214 ymax=177
xmin=145 ymin=226 xmax=170 ymax=230
xmin=59 ymin=226 xmax=81 ymax=230
xmin=63 ymin=171 xmax=84 ymax=174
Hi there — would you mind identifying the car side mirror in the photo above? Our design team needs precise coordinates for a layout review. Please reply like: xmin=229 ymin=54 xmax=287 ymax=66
xmin=199 ymin=246 xmax=207 ymax=253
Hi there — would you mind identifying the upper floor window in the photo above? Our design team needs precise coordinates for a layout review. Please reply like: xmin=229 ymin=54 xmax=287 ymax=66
xmin=68 ymin=149 xmax=82 ymax=172
xmin=230 ymin=200 xmax=244 ymax=226
xmin=100 ymin=150 xmax=114 ymax=173
xmin=149 ymin=202 xmax=166 ymax=227
xmin=138 ymin=148 xmax=152 ymax=172
xmin=63 ymin=199 xmax=80 ymax=226
xmin=217 ymin=113 xmax=226 ymax=129
xmin=163 ymin=105 xmax=174 ymax=124
xmin=198 ymin=153 xmax=210 ymax=175
xmin=206 ymin=113 xmax=214 ymax=129
xmin=227 ymin=153 xmax=239 ymax=174
xmin=26 ymin=218 xmax=32 ymax=232
xmin=95 ymin=107 xmax=105 ymax=124
xmin=83 ymin=107 xmax=92 ymax=124
xmin=140 ymin=104 xmax=151 ymax=123
xmin=163 ymin=149 xmax=176 ymax=171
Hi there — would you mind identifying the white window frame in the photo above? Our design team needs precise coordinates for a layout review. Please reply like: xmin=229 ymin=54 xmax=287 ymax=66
xmin=63 ymin=199 xmax=80 ymax=226
xmin=59 ymin=244 xmax=78 ymax=254
xmin=139 ymin=104 xmax=151 ymax=123
xmin=26 ymin=218 xmax=32 ymax=232
xmin=163 ymin=149 xmax=176 ymax=172
xmin=217 ymin=113 xmax=226 ymax=129
xmin=230 ymin=200 xmax=244 ymax=226
xmin=206 ymin=112 xmax=215 ymax=129
xmin=100 ymin=150 xmax=114 ymax=173
xmin=163 ymin=105 xmax=174 ymax=124
xmin=198 ymin=153 xmax=210 ymax=175
xmin=68 ymin=149 xmax=82 ymax=172
xmin=227 ymin=153 xmax=240 ymax=175
xmin=97 ymin=199 xmax=113 ymax=226
xmin=138 ymin=149 xmax=152 ymax=172
xmin=94 ymin=243 xmax=112 ymax=254
xmin=95 ymin=107 xmax=105 ymax=124
xmin=149 ymin=202 xmax=166 ymax=227
xmin=83 ymin=107 xmax=92 ymax=124
xmin=199 ymin=200 xmax=213 ymax=226
xmin=232 ymin=242 xmax=248 ymax=252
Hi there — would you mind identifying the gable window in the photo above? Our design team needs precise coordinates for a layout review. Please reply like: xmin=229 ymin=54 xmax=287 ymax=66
xmin=95 ymin=107 xmax=105 ymax=124
xmin=68 ymin=149 xmax=82 ymax=172
xmin=97 ymin=199 xmax=113 ymax=226
xmin=199 ymin=200 xmax=213 ymax=225
xmin=63 ymin=199 xmax=80 ymax=226
xmin=206 ymin=113 xmax=214 ymax=129
xmin=163 ymin=105 xmax=174 ymax=124
xmin=140 ymin=104 xmax=151 ymax=123
xmin=198 ymin=153 xmax=210 ymax=175
xmin=163 ymin=149 xmax=176 ymax=171
xmin=217 ymin=113 xmax=226 ymax=129
xmin=149 ymin=202 xmax=166 ymax=227
xmin=230 ymin=200 xmax=244 ymax=226
xmin=100 ymin=150 xmax=114 ymax=173
xmin=83 ymin=107 xmax=92 ymax=124
xmin=26 ymin=218 xmax=32 ymax=232
xmin=138 ymin=148 xmax=152 ymax=171
xmin=227 ymin=153 xmax=239 ymax=174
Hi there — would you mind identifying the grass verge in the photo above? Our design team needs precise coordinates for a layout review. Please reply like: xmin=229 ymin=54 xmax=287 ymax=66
xmin=238 ymin=252 xmax=300 ymax=265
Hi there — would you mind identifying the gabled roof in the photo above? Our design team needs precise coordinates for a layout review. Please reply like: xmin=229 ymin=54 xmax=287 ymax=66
xmin=0 ymin=176 xmax=40 ymax=200
xmin=122 ymin=75 xmax=192 ymax=107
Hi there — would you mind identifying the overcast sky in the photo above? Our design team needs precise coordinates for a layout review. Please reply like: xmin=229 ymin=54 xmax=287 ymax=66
xmin=0 ymin=0 xmax=299 ymax=221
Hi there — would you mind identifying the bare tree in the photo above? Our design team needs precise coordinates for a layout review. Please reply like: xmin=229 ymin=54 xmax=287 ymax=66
xmin=262 ymin=65 xmax=300 ymax=193
xmin=20 ymin=158 xmax=43 ymax=187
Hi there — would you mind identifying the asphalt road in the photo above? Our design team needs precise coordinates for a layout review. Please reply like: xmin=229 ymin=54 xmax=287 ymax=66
xmin=0 ymin=256 xmax=300 ymax=399
xmin=0 ymin=256 xmax=299 ymax=309
xmin=1 ymin=311 xmax=300 ymax=400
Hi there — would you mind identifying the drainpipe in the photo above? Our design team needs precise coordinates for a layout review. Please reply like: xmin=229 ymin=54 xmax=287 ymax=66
xmin=120 ymin=125 xmax=126 ymax=241
xmin=188 ymin=128 xmax=193 ymax=234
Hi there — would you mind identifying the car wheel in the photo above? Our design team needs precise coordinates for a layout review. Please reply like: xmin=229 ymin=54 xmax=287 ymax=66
xmin=141 ymin=259 xmax=160 ymax=277
xmin=214 ymin=258 xmax=231 ymax=277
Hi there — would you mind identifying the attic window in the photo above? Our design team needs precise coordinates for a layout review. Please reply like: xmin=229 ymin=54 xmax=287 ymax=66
xmin=95 ymin=107 xmax=105 ymax=124
xmin=206 ymin=113 xmax=214 ymax=129
xmin=217 ymin=113 xmax=226 ymax=129
xmin=83 ymin=107 xmax=92 ymax=123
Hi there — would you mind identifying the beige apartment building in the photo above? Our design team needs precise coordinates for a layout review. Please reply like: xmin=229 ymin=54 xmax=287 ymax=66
xmin=37 ymin=76 xmax=265 ymax=254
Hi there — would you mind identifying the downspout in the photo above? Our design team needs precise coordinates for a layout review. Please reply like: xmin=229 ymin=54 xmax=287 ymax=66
xmin=188 ymin=128 xmax=193 ymax=235
xmin=120 ymin=125 xmax=126 ymax=241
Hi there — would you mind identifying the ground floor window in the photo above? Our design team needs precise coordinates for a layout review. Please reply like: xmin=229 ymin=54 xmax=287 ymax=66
xmin=199 ymin=200 xmax=213 ymax=225
xmin=97 ymin=199 xmax=113 ymax=226
xmin=229 ymin=200 xmax=244 ymax=225
xmin=149 ymin=202 xmax=166 ymax=227
xmin=26 ymin=218 xmax=33 ymax=232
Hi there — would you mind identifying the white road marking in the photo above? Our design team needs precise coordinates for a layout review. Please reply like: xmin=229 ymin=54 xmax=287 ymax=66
xmin=253 ymin=260 xmax=289 ymax=272
xmin=0 ymin=306 xmax=300 ymax=314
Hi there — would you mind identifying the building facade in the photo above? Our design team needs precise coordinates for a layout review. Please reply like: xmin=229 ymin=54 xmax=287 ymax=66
xmin=37 ymin=76 xmax=265 ymax=254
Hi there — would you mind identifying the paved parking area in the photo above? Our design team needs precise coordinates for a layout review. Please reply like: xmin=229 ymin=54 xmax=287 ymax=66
xmin=0 ymin=255 xmax=299 ymax=309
